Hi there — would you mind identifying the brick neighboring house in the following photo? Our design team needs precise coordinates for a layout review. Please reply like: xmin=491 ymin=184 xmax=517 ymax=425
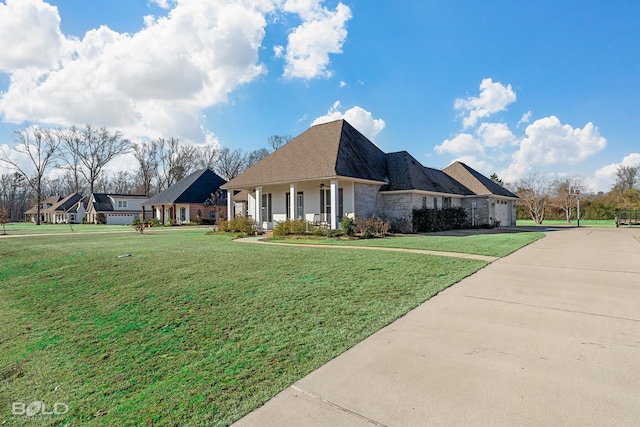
xmin=86 ymin=193 xmax=149 ymax=225
xmin=142 ymin=168 xmax=227 ymax=225
xmin=221 ymin=119 xmax=518 ymax=231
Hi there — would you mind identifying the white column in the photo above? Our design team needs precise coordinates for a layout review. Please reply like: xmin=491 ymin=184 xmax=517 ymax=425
xmin=226 ymin=189 xmax=233 ymax=221
xmin=330 ymin=179 xmax=338 ymax=229
xmin=289 ymin=183 xmax=296 ymax=220
xmin=255 ymin=186 xmax=263 ymax=231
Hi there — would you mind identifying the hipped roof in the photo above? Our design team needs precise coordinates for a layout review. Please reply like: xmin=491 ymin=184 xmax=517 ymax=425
xmin=222 ymin=120 xmax=388 ymax=189
xmin=144 ymin=169 xmax=226 ymax=205
xmin=443 ymin=162 xmax=518 ymax=198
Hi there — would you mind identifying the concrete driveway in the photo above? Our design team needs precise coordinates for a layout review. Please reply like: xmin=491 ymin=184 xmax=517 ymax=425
xmin=234 ymin=227 xmax=640 ymax=426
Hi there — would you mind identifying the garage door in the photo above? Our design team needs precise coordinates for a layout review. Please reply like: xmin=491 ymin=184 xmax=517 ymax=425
xmin=495 ymin=201 xmax=509 ymax=225
xmin=106 ymin=214 xmax=135 ymax=225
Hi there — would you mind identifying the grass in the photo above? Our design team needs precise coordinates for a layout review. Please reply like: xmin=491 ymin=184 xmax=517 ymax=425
xmin=1 ymin=223 xmax=205 ymax=236
xmin=271 ymin=231 xmax=545 ymax=257
xmin=516 ymin=219 xmax=616 ymax=227
xmin=0 ymin=228 xmax=498 ymax=426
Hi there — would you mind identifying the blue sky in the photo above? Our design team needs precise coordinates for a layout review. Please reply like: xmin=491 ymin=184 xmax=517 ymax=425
xmin=1 ymin=0 xmax=639 ymax=191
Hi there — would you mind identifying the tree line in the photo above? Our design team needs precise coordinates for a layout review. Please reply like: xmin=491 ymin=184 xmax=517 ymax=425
xmin=506 ymin=164 xmax=640 ymax=224
xmin=0 ymin=124 xmax=292 ymax=223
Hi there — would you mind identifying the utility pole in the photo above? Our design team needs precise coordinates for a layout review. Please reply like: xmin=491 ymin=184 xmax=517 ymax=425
xmin=575 ymin=189 xmax=580 ymax=227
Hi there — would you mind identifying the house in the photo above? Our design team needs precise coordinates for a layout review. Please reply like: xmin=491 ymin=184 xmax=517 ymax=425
xmin=86 ymin=193 xmax=149 ymax=225
xmin=142 ymin=168 xmax=227 ymax=225
xmin=45 ymin=193 xmax=86 ymax=224
xmin=221 ymin=119 xmax=518 ymax=232
xmin=24 ymin=195 xmax=62 ymax=223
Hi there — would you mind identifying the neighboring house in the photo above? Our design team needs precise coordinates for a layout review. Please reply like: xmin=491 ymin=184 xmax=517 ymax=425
xmin=45 ymin=193 xmax=86 ymax=224
xmin=24 ymin=195 xmax=62 ymax=223
xmin=142 ymin=169 xmax=227 ymax=225
xmin=221 ymin=119 xmax=518 ymax=231
xmin=86 ymin=193 xmax=149 ymax=225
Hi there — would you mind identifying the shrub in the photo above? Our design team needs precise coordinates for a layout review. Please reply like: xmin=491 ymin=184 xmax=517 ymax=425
xmin=217 ymin=217 xmax=256 ymax=235
xmin=95 ymin=213 xmax=106 ymax=225
xmin=354 ymin=216 xmax=390 ymax=238
xmin=191 ymin=215 xmax=202 ymax=225
xmin=412 ymin=207 xmax=467 ymax=232
xmin=273 ymin=219 xmax=308 ymax=237
xmin=131 ymin=218 xmax=145 ymax=234
xmin=150 ymin=218 xmax=162 ymax=227
xmin=340 ymin=216 xmax=355 ymax=237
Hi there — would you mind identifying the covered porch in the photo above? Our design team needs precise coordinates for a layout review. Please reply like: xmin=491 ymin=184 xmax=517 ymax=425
xmin=225 ymin=178 xmax=366 ymax=231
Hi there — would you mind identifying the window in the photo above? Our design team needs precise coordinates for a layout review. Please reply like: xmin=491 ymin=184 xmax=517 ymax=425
xmin=443 ymin=197 xmax=451 ymax=209
xmin=433 ymin=197 xmax=438 ymax=209
xmin=296 ymin=192 xmax=304 ymax=219
xmin=180 ymin=207 xmax=186 ymax=222
xmin=422 ymin=196 xmax=427 ymax=209
xmin=261 ymin=193 xmax=272 ymax=222
xmin=320 ymin=188 xmax=331 ymax=222
xmin=117 ymin=200 xmax=127 ymax=208
xmin=209 ymin=210 xmax=215 ymax=219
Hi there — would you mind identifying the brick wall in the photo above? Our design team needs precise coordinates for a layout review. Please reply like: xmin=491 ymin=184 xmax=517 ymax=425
xmin=354 ymin=183 xmax=382 ymax=218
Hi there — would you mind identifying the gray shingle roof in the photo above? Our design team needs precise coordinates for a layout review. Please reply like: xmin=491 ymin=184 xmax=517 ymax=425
xmin=443 ymin=162 xmax=518 ymax=198
xmin=49 ymin=193 xmax=83 ymax=212
xmin=222 ymin=120 xmax=388 ymax=189
xmin=144 ymin=169 xmax=226 ymax=205
xmin=91 ymin=193 xmax=147 ymax=212
xmin=384 ymin=152 xmax=475 ymax=195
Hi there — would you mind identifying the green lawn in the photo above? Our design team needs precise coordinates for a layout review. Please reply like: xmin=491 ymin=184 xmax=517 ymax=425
xmin=516 ymin=219 xmax=616 ymax=228
xmin=0 ymin=228 xmax=540 ymax=425
xmin=1 ymin=223 xmax=204 ymax=236
xmin=272 ymin=231 xmax=545 ymax=257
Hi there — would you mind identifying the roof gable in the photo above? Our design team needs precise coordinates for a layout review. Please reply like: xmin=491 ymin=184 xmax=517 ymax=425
xmin=223 ymin=120 xmax=387 ymax=189
xmin=443 ymin=162 xmax=518 ymax=198
xmin=385 ymin=152 xmax=474 ymax=195
xmin=50 ymin=193 xmax=83 ymax=212
xmin=90 ymin=193 xmax=147 ymax=212
xmin=144 ymin=169 xmax=226 ymax=205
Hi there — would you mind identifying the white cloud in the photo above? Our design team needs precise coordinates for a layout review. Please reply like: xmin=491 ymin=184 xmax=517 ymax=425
xmin=455 ymin=78 xmax=516 ymax=128
xmin=0 ymin=0 xmax=66 ymax=72
xmin=149 ymin=0 xmax=176 ymax=9
xmin=435 ymin=122 xmax=515 ymax=156
xmin=449 ymin=155 xmax=491 ymax=174
xmin=0 ymin=0 xmax=352 ymax=146
xmin=513 ymin=116 xmax=606 ymax=166
xmin=273 ymin=45 xmax=284 ymax=58
xmin=435 ymin=133 xmax=483 ymax=156
xmin=590 ymin=152 xmax=640 ymax=192
xmin=282 ymin=1 xmax=352 ymax=79
xmin=339 ymin=80 xmax=347 ymax=87
xmin=517 ymin=110 xmax=532 ymax=128
xmin=311 ymin=101 xmax=385 ymax=142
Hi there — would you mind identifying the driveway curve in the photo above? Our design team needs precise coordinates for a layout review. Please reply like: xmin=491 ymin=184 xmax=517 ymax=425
xmin=235 ymin=227 xmax=640 ymax=426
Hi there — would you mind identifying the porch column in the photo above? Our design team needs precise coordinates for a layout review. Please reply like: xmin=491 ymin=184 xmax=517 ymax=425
xmin=161 ymin=205 xmax=165 ymax=224
xmin=289 ymin=183 xmax=296 ymax=220
xmin=330 ymin=179 xmax=338 ymax=229
xmin=173 ymin=204 xmax=177 ymax=222
xmin=227 ymin=189 xmax=233 ymax=221
xmin=255 ymin=186 xmax=263 ymax=231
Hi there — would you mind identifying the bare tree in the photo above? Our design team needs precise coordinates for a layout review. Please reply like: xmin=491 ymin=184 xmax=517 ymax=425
xmin=109 ymin=170 xmax=137 ymax=194
xmin=0 ymin=172 xmax=32 ymax=221
xmin=214 ymin=147 xmax=246 ymax=180
xmin=157 ymin=138 xmax=198 ymax=189
xmin=0 ymin=208 xmax=8 ymax=234
xmin=246 ymin=148 xmax=270 ymax=168
xmin=551 ymin=177 xmax=584 ymax=223
xmin=61 ymin=124 xmax=131 ymax=195
xmin=133 ymin=141 xmax=160 ymax=196
xmin=57 ymin=127 xmax=86 ymax=193
xmin=195 ymin=144 xmax=218 ymax=170
xmin=515 ymin=172 xmax=553 ymax=225
xmin=267 ymin=134 xmax=292 ymax=151
xmin=613 ymin=164 xmax=639 ymax=193
xmin=0 ymin=126 xmax=61 ymax=225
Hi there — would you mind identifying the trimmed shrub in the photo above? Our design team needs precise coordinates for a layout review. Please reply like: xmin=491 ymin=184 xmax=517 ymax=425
xmin=273 ymin=219 xmax=308 ymax=237
xmin=412 ymin=207 xmax=467 ymax=232
xmin=340 ymin=216 xmax=356 ymax=237
xmin=218 ymin=217 xmax=257 ymax=235
xmin=354 ymin=216 xmax=390 ymax=238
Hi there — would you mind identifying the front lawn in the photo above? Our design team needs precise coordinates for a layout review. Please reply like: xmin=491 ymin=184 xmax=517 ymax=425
xmin=271 ymin=231 xmax=544 ymax=257
xmin=1 ymin=229 xmax=487 ymax=426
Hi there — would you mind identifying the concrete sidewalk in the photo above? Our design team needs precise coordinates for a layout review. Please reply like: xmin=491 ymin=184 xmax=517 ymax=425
xmin=234 ymin=227 xmax=640 ymax=426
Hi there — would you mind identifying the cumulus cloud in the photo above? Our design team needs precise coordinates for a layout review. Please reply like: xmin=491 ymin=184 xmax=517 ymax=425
xmin=0 ymin=0 xmax=352 ymax=145
xmin=455 ymin=78 xmax=516 ymax=128
xmin=311 ymin=101 xmax=385 ymax=142
xmin=0 ymin=0 xmax=66 ymax=72
xmin=435 ymin=122 xmax=515 ymax=156
xmin=513 ymin=116 xmax=606 ymax=166
xmin=282 ymin=0 xmax=352 ymax=79
xmin=590 ymin=152 xmax=640 ymax=192
xmin=517 ymin=110 xmax=532 ymax=128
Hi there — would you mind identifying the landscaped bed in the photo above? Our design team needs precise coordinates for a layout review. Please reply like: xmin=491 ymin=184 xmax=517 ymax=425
xmin=270 ymin=231 xmax=545 ymax=258
xmin=1 ymin=228 xmax=538 ymax=425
